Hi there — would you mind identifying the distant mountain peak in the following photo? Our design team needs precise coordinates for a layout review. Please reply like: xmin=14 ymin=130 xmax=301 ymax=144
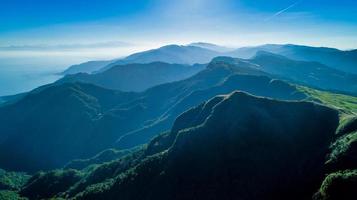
xmin=188 ymin=42 xmax=234 ymax=52
xmin=253 ymin=50 xmax=289 ymax=60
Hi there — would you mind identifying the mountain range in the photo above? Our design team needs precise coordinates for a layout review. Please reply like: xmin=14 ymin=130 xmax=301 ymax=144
xmin=61 ymin=60 xmax=115 ymax=75
xmin=0 ymin=59 xmax=306 ymax=172
xmin=216 ymin=51 xmax=357 ymax=95
xmin=61 ymin=43 xmax=357 ymax=76
xmin=58 ymin=62 xmax=205 ymax=92
xmin=62 ymin=44 xmax=222 ymax=75
xmin=18 ymin=91 xmax=345 ymax=200
xmin=0 ymin=42 xmax=356 ymax=200
xmin=230 ymin=44 xmax=357 ymax=74
xmin=59 ymin=50 xmax=357 ymax=96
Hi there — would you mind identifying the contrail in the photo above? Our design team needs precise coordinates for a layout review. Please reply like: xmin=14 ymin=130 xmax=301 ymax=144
xmin=265 ymin=0 xmax=302 ymax=21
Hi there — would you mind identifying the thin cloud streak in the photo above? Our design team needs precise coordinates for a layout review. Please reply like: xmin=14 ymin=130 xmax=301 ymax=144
xmin=265 ymin=0 xmax=302 ymax=21
xmin=0 ymin=41 xmax=133 ymax=51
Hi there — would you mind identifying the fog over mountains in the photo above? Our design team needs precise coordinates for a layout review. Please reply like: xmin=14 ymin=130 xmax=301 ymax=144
xmin=62 ymin=43 xmax=357 ymax=76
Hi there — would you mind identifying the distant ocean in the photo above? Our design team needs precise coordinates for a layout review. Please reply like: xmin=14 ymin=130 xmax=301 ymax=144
xmin=0 ymin=46 xmax=146 ymax=96
xmin=0 ymin=56 xmax=80 ymax=97
xmin=0 ymin=65 xmax=62 ymax=96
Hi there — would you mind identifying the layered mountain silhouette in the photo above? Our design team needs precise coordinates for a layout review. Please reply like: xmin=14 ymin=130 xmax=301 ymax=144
xmin=0 ymin=60 xmax=306 ymax=172
xmin=188 ymin=42 xmax=234 ymax=52
xmin=116 ymin=71 xmax=307 ymax=149
xmin=1 ymin=43 xmax=356 ymax=200
xmin=19 ymin=92 xmax=339 ymax=200
xmin=61 ymin=43 xmax=357 ymax=76
xmin=62 ymin=44 xmax=222 ymax=75
xmin=61 ymin=60 xmax=115 ymax=75
xmin=92 ymin=92 xmax=337 ymax=200
xmin=59 ymin=43 xmax=357 ymax=96
xmin=58 ymin=62 xmax=205 ymax=92
xmin=99 ymin=45 xmax=221 ymax=72
xmin=230 ymin=44 xmax=357 ymax=74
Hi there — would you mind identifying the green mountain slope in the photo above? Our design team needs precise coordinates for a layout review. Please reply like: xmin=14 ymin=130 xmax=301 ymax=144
xmin=0 ymin=60 xmax=263 ymax=172
xmin=22 ymin=92 xmax=338 ymax=200
xmin=116 ymin=72 xmax=306 ymax=149
xmin=0 ymin=83 xmax=139 ymax=172
xmin=0 ymin=169 xmax=29 ymax=191
xmin=0 ymin=57 xmax=355 ymax=174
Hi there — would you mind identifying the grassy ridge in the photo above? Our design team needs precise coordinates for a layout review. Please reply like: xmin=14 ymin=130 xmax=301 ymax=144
xmin=299 ymin=87 xmax=357 ymax=115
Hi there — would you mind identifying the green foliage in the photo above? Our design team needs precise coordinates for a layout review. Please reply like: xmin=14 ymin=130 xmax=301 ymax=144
xmin=314 ymin=170 xmax=357 ymax=200
xmin=327 ymin=132 xmax=357 ymax=170
xmin=0 ymin=190 xmax=26 ymax=200
xmin=64 ymin=148 xmax=134 ymax=171
xmin=337 ymin=116 xmax=357 ymax=135
xmin=64 ymin=147 xmax=146 ymax=198
xmin=299 ymin=87 xmax=357 ymax=115
xmin=74 ymin=153 xmax=168 ymax=200
xmin=20 ymin=169 xmax=83 ymax=199
xmin=0 ymin=169 xmax=29 ymax=191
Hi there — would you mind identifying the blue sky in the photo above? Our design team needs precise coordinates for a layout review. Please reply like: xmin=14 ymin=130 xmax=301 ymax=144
xmin=0 ymin=0 xmax=357 ymax=50
xmin=0 ymin=0 xmax=356 ymax=96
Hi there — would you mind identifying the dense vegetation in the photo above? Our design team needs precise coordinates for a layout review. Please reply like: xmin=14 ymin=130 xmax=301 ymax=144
xmin=64 ymin=148 xmax=136 ymax=171
xmin=314 ymin=170 xmax=357 ymax=200
xmin=0 ymin=169 xmax=29 ymax=191
xmin=0 ymin=190 xmax=26 ymax=200
xmin=17 ymin=92 xmax=341 ymax=199
xmin=20 ymin=169 xmax=83 ymax=199
xmin=13 ymin=89 xmax=355 ymax=200
xmin=0 ymin=169 xmax=29 ymax=200
xmin=300 ymin=87 xmax=357 ymax=115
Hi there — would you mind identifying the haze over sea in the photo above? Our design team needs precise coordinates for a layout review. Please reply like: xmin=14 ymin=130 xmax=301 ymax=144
xmin=0 ymin=45 xmax=147 ymax=96
xmin=0 ymin=56 xmax=65 ymax=96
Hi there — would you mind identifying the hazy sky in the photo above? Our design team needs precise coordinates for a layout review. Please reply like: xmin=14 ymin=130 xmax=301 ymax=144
xmin=0 ymin=0 xmax=356 ymax=58
xmin=0 ymin=0 xmax=356 ymax=96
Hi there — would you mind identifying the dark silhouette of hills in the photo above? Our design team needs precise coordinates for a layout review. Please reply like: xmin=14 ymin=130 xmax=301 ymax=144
xmin=37 ymin=91 xmax=338 ymax=200
xmin=16 ymin=92 xmax=357 ymax=200
xmin=116 ymin=71 xmax=307 ymax=149
xmin=0 ymin=60 xmax=305 ymax=172
xmin=0 ymin=83 xmax=139 ymax=172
